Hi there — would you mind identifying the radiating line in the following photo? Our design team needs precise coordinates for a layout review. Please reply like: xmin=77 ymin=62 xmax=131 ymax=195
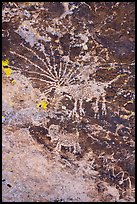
xmin=28 ymin=76 xmax=57 ymax=85
xmin=10 ymin=50 xmax=57 ymax=81
xmin=20 ymin=43 xmax=57 ymax=80
xmin=10 ymin=65 xmax=57 ymax=82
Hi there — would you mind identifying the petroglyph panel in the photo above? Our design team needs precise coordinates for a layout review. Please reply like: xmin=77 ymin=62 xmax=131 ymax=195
xmin=2 ymin=2 xmax=135 ymax=201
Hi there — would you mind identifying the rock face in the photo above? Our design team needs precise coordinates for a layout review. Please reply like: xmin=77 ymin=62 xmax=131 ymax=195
xmin=2 ymin=2 xmax=135 ymax=202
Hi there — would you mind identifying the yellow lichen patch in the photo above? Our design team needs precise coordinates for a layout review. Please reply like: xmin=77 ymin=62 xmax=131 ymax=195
xmin=11 ymin=79 xmax=16 ymax=84
xmin=36 ymin=100 xmax=48 ymax=110
xmin=2 ymin=115 xmax=5 ymax=123
xmin=2 ymin=59 xmax=10 ymax=68
xmin=3 ymin=68 xmax=12 ymax=77
xmin=2 ymin=59 xmax=15 ymax=78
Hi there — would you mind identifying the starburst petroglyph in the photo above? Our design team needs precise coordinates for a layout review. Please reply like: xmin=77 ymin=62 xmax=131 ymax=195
xmin=7 ymin=6 xmax=116 ymax=119
xmin=2 ymin=2 xmax=135 ymax=199
xmin=9 ymin=40 xmax=124 ymax=120
xmin=10 ymin=42 xmax=123 ymax=119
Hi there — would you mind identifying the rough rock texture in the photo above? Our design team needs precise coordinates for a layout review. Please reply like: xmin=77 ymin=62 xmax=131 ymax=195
xmin=2 ymin=2 xmax=135 ymax=202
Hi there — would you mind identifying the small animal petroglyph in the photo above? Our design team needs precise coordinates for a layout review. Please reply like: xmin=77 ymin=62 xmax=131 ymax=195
xmin=48 ymin=124 xmax=81 ymax=154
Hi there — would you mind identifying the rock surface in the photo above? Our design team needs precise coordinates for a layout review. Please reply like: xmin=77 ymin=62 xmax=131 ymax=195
xmin=2 ymin=2 xmax=135 ymax=202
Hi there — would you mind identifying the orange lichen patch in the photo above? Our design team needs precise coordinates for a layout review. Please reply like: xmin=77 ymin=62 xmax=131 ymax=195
xmin=36 ymin=100 xmax=48 ymax=110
